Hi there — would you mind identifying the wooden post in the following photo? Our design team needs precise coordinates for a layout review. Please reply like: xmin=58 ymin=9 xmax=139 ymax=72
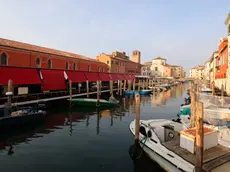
xmin=128 ymin=80 xmax=131 ymax=93
xmin=110 ymin=80 xmax=113 ymax=96
xmin=117 ymin=80 xmax=120 ymax=95
xmin=212 ymin=81 xmax=214 ymax=96
xmin=7 ymin=79 xmax=13 ymax=109
xmin=190 ymin=83 xmax=196 ymax=128
xmin=86 ymin=80 xmax=89 ymax=98
xmin=124 ymin=80 xmax=127 ymax=92
xmin=195 ymin=101 xmax=204 ymax=172
xmin=138 ymin=80 xmax=141 ymax=92
xmin=221 ymin=84 xmax=224 ymax=107
xmin=120 ymin=81 xmax=122 ymax=96
xmin=135 ymin=93 xmax=140 ymax=142
xmin=100 ymin=81 xmax=102 ymax=96
xmin=69 ymin=80 xmax=72 ymax=107
xmin=133 ymin=79 xmax=136 ymax=91
xmin=96 ymin=80 xmax=100 ymax=105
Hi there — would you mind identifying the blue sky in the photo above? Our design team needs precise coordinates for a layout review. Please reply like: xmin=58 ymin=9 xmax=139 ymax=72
xmin=0 ymin=0 xmax=229 ymax=72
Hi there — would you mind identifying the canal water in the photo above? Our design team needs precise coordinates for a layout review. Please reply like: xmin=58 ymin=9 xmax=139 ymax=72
xmin=0 ymin=84 xmax=188 ymax=172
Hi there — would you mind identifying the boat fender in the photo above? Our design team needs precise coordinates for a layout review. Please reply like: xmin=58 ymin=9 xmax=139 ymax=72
xmin=168 ymin=132 xmax=174 ymax=139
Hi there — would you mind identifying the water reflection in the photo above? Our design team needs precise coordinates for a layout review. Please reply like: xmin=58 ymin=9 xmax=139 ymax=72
xmin=0 ymin=84 xmax=187 ymax=172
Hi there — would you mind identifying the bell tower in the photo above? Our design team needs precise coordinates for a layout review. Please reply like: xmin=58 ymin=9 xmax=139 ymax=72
xmin=132 ymin=50 xmax=141 ymax=64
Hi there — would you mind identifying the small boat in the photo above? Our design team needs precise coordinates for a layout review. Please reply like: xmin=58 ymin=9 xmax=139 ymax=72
xmin=68 ymin=98 xmax=119 ymax=107
xmin=0 ymin=108 xmax=46 ymax=129
xmin=139 ymin=89 xmax=152 ymax=95
xmin=124 ymin=90 xmax=139 ymax=96
xmin=200 ymin=88 xmax=212 ymax=94
xmin=129 ymin=119 xmax=230 ymax=172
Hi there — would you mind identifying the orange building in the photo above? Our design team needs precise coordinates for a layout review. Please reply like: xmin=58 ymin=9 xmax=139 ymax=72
xmin=215 ymin=38 xmax=228 ymax=79
xmin=0 ymin=38 xmax=107 ymax=72
xmin=96 ymin=51 xmax=141 ymax=74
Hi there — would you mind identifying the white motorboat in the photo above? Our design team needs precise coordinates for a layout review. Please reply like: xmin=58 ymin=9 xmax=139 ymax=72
xmin=129 ymin=119 xmax=230 ymax=172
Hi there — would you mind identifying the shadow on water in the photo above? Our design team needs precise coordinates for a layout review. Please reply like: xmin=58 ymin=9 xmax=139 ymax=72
xmin=0 ymin=84 xmax=188 ymax=172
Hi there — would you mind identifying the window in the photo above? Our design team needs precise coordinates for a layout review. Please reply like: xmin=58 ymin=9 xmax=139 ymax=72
xmin=155 ymin=67 xmax=158 ymax=71
xmin=102 ymin=68 xmax=104 ymax=72
xmin=107 ymin=68 xmax=109 ymax=72
xmin=116 ymin=61 xmax=118 ymax=65
xmin=73 ymin=63 xmax=76 ymax=70
xmin=36 ymin=58 xmax=40 ymax=68
xmin=66 ymin=62 xmax=69 ymax=70
xmin=107 ymin=60 xmax=109 ymax=64
xmin=88 ymin=65 xmax=91 ymax=71
xmin=98 ymin=67 xmax=100 ymax=72
xmin=111 ymin=61 xmax=113 ymax=64
xmin=0 ymin=52 xmax=7 ymax=65
xmin=48 ymin=59 xmax=52 ymax=69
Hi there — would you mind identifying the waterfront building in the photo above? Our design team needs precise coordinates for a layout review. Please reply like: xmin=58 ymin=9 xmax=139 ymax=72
xmin=225 ymin=13 xmax=230 ymax=94
xmin=215 ymin=38 xmax=228 ymax=90
xmin=96 ymin=50 xmax=141 ymax=74
xmin=0 ymin=38 xmax=107 ymax=72
xmin=150 ymin=57 xmax=167 ymax=77
xmin=189 ymin=66 xmax=205 ymax=80
xmin=141 ymin=62 xmax=151 ymax=76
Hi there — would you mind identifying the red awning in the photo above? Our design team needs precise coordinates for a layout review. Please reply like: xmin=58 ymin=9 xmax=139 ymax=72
xmin=66 ymin=71 xmax=86 ymax=83
xmin=0 ymin=67 xmax=41 ymax=85
xmin=84 ymin=72 xmax=100 ymax=82
xmin=124 ymin=74 xmax=131 ymax=80
xmin=117 ymin=74 xmax=125 ymax=80
xmin=99 ymin=73 xmax=110 ymax=81
xmin=40 ymin=69 xmax=67 ymax=91
xmin=130 ymin=74 xmax=136 ymax=80
xmin=109 ymin=73 xmax=119 ymax=81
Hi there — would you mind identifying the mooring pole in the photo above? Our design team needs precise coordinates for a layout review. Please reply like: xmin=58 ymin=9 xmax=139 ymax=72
xmin=7 ymin=79 xmax=13 ymax=109
xmin=133 ymin=79 xmax=136 ymax=92
xmin=195 ymin=101 xmax=204 ymax=172
xmin=86 ymin=80 xmax=89 ymax=98
xmin=117 ymin=80 xmax=120 ymax=95
xmin=96 ymin=80 xmax=100 ymax=106
xmin=190 ymin=82 xmax=196 ymax=128
xmin=135 ymin=94 xmax=140 ymax=142
xmin=138 ymin=80 xmax=141 ymax=92
xmin=110 ymin=80 xmax=113 ymax=96
xmin=69 ymin=80 xmax=72 ymax=107
xmin=120 ymin=81 xmax=122 ymax=96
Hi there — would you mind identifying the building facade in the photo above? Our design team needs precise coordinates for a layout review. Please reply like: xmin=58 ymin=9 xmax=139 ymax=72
xmin=141 ymin=62 xmax=151 ymax=76
xmin=225 ymin=14 xmax=230 ymax=94
xmin=96 ymin=51 xmax=141 ymax=74
xmin=215 ymin=38 xmax=228 ymax=90
xmin=0 ymin=38 xmax=107 ymax=72
xmin=189 ymin=66 xmax=204 ymax=80
xmin=150 ymin=57 xmax=166 ymax=77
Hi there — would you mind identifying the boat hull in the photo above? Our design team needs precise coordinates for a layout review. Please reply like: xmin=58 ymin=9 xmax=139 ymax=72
xmin=0 ymin=113 xmax=46 ymax=129
xmin=70 ymin=98 xmax=117 ymax=107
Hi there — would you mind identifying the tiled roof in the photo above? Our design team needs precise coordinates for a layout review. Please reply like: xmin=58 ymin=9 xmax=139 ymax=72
xmin=154 ymin=56 xmax=166 ymax=60
xmin=0 ymin=38 xmax=102 ymax=63
xmin=143 ymin=62 xmax=152 ymax=66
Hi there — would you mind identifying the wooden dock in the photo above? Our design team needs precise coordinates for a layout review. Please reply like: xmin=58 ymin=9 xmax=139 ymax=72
xmin=0 ymin=89 xmax=120 ymax=108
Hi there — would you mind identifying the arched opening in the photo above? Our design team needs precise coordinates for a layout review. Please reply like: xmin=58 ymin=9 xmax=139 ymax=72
xmin=36 ymin=58 xmax=40 ymax=68
xmin=98 ymin=67 xmax=100 ymax=72
xmin=102 ymin=68 xmax=104 ymax=72
xmin=88 ymin=65 xmax=91 ymax=72
xmin=48 ymin=59 xmax=52 ymax=69
xmin=73 ymin=63 xmax=76 ymax=71
xmin=66 ymin=62 xmax=69 ymax=70
xmin=1 ymin=52 xmax=8 ymax=65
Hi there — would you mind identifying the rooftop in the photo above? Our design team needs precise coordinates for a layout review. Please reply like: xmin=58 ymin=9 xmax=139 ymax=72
xmin=0 ymin=38 xmax=102 ymax=63
xmin=154 ymin=56 xmax=166 ymax=60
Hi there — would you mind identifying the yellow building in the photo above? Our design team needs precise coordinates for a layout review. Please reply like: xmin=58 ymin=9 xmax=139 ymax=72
xmin=96 ymin=51 xmax=141 ymax=74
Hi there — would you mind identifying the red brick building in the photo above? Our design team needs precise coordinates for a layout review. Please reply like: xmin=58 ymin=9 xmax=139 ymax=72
xmin=0 ymin=38 xmax=107 ymax=72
